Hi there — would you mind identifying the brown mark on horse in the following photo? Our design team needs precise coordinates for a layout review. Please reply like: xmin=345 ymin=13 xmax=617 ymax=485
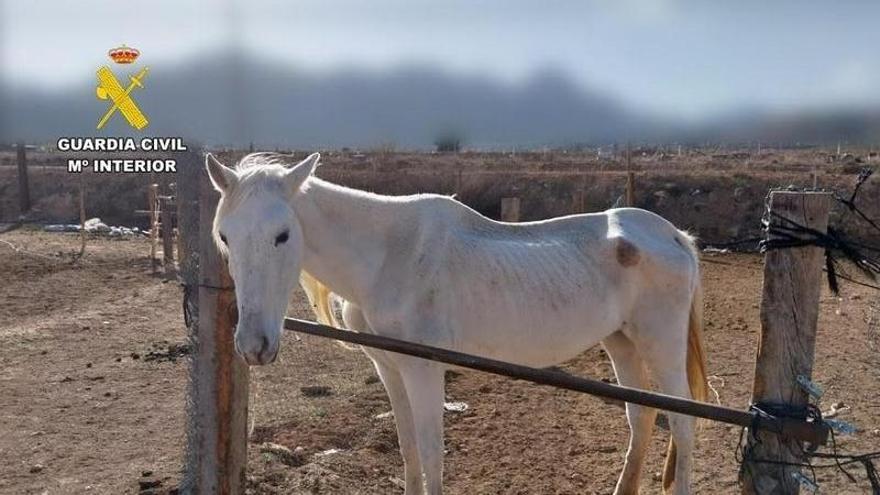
xmin=615 ymin=238 xmax=641 ymax=267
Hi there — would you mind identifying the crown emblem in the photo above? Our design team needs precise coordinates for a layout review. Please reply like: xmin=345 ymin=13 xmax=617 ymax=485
xmin=108 ymin=44 xmax=140 ymax=64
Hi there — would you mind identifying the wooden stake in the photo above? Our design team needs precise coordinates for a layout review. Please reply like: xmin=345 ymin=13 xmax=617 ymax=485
xmin=740 ymin=191 xmax=832 ymax=495
xmin=572 ymin=188 xmax=584 ymax=214
xmin=78 ymin=174 xmax=86 ymax=259
xmin=184 ymin=164 xmax=249 ymax=494
xmin=501 ymin=197 xmax=520 ymax=222
xmin=624 ymin=143 xmax=635 ymax=207
xmin=16 ymin=142 xmax=30 ymax=214
xmin=625 ymin=172 xmax=635 ymax=207
xmin=149 ymin=184 xmax=160 ymax=273
xmin=161 ymin=196 xmax=175 ymax=276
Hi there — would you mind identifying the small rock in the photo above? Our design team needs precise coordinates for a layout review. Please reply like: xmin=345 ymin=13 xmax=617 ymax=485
xmin=315 ymin=448 xmax=342 ymax=457
xmin=260 ymin=442 xmax=305 ymax=467
xmin=131 ymin=353 xmax=141 ymax=360
xmin=141 ymin=470 xmax=153 ymax=477
xmin=363 ymin=374 xmax=380 ymax=385
xmin=86 ymin=362 xmax=92 ymax=368
xmin=300 ymin=385 xmax=333 ymax=397
xmin=374 ymin=411 xmax=394 ymax=420
xmin=29 ymin=464 xmax=44 ymax=474
xmin=443 ymin=401 xmax=469 ymax=413
xmin=138 ymin=478 xmax=161 ymax=490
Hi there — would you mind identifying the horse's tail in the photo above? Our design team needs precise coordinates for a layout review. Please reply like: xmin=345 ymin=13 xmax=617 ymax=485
xmin=300 ymin=271 xmax=341 ymax=327
xmin=299 ymin=271 xmax=359 ymax=351
xmin=663 ymin=232 xmax=708 ymax=493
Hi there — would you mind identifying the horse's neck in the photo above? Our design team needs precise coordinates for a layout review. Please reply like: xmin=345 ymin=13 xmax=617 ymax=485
xmin=292 ymin=178 xmax=405 ymax=304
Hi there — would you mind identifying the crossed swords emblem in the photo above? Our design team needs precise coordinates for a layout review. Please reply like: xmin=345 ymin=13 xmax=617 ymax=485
xmin=95 ymin=66 xmax=150 ymax=130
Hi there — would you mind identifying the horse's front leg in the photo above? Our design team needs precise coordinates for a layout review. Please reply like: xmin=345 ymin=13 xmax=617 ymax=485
xmin=343 ymin=303 xmax=424 ymax=494
xmin=370 ymin=355 xmax=425 ymax=495
xmin=396 ymin=356 xmax=446 ymax=495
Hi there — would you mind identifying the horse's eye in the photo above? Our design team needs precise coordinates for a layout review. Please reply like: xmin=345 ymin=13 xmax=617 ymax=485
xmin=275 ymin=230 xmax=289 ymax=246
xmin=219 ymin=233 xmax=228 ymax=245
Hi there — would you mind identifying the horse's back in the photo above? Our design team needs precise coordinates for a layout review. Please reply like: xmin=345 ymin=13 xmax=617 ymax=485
xmin=444 ymin=205 xmax=695 ymax=274
xmin=603 ymin=207 xmax=699 ymax=281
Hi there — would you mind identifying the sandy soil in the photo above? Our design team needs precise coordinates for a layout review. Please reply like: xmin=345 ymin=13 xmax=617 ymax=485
xmin=0 ymin=230 xmax=878 ymax=494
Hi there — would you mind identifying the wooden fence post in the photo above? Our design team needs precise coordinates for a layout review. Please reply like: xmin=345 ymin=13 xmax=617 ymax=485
xmin=178 ymin=150 xmax=250 ymax=494
xmin=16 ymin=142 xmax=30 ymax=214
xmin=149 ymin=184 xmax=160 ymax=273
xmin=501 ymin=197 xmax=521 ymax=222
xmin=77 ymin=174 xmax=86 ymax=258
xmin=625 ymin=172 xmax=635 ymax=207
xmin=571 ymin=188 xmax=584 ymax=214
xmin=623 ymin=143 xmax=635 ymax=207
xmin=161 ymin=196 xmax=175 ymax=276
xmin=740 ymin=191 xmax=832 ymax=495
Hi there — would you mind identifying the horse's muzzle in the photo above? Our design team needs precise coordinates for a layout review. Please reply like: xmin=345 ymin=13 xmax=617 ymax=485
xmin=234 ymin=330 xmax=279 ymax=365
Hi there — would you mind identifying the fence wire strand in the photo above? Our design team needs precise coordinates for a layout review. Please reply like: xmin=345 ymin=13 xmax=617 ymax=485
xmin=704 ymin=166 xmax=880 ymax=295
xmin=736 ymin=403 xmax=880 ymax=494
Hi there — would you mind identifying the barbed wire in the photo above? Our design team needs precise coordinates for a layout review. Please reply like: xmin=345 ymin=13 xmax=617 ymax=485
xmin=724 ymin=167 xmax=880 ymax=493
xmin=703 ymin=166 xmax=880 ymax=295
xmin=836 ymin=168 xmax=880 ymax=237
xmin=736 ymin=402 xmax=880 ymax=493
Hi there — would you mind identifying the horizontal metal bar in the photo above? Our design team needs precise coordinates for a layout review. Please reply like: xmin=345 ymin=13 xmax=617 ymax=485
xmin=283 ymin=317 xmax=829 ymax=445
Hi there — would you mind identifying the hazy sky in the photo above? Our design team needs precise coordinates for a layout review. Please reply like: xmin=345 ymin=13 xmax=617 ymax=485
xmin=2 ymin=0 xmax=878 ymax=119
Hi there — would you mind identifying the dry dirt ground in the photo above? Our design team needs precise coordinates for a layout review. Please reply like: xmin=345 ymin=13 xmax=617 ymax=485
xmin=0 ymin=230 xmax=878 ymax=494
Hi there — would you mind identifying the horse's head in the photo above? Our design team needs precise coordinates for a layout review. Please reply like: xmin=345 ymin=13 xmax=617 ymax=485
xmin=205 ymin=152 xmax=319 ymax=365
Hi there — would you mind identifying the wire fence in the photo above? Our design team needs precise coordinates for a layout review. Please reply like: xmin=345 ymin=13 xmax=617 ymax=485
xmin=704 ymin=166 xmax=880 ymax=297
xmin=705 ymin=167 xmax=880 ymax=493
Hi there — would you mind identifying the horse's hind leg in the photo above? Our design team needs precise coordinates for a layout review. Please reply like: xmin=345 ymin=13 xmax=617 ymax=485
xmin=602 ymin=331 xmax=657 ymax=495
xmin=631 ymin=308 xmax=695 ymax=495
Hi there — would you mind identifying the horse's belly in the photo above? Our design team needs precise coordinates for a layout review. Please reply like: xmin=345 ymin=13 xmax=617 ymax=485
xmin=449 ymin=299 xmax=622 ymax=368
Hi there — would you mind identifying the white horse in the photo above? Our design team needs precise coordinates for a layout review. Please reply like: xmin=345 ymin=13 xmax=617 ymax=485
xmin=206 ymin=152 xmax=708 ymax=495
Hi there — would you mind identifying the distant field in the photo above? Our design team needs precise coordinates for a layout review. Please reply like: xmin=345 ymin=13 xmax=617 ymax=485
xmin=1 ymin=147 xmax=878 ymax=244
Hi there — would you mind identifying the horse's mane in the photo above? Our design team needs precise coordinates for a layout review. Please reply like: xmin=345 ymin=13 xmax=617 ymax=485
xmin=235 ymin=152 xmax=295 ymax=171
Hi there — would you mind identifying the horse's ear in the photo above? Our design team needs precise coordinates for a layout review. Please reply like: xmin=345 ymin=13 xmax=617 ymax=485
xmin=205 ymin=153 xmax=238 ymax=193
xmin=284 ymin=152 xmax=320 ymax=192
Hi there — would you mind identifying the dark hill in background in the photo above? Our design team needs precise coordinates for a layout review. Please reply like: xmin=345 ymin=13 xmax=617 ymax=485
xmin=2 ymin=54 xmax=878 ymax=148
